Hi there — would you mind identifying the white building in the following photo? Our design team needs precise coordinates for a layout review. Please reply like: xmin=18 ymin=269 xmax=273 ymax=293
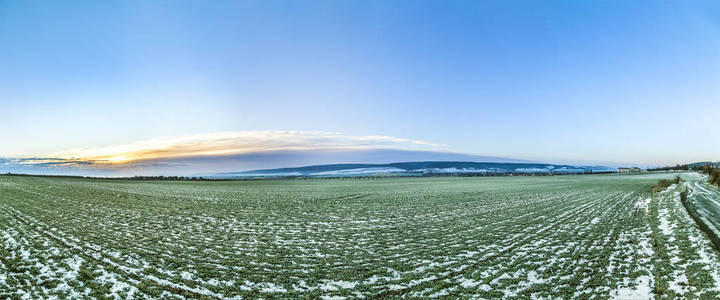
xmin=618 ymin=167 xmax=642 ymax=173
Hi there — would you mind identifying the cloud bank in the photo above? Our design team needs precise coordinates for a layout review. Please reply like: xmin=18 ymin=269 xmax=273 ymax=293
xmin=1 ymin=131 xmax=459 ymax=176
xmin=49 ymin=131 xmax=443 ymax=163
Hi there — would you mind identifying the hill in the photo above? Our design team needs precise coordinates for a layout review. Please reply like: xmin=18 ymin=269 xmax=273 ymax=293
xmin=211 ymin=161 xmax=616 ymax=178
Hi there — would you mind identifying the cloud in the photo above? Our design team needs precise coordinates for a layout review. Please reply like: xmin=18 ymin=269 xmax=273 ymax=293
xmin=3 ymin=131 xmax=442 ymax=170
xmin=1 ymin=157 xmax=95 ymax=166
xmin=48 ymin=131 xmax=443 ymax=163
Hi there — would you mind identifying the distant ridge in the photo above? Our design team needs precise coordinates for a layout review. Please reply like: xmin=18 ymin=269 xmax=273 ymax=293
xmin=211 ymin=161 xmax=616 ymax=178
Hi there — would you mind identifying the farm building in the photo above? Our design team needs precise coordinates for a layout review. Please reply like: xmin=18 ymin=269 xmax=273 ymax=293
xmin=617 ymin=167 xmax=642 ymax=173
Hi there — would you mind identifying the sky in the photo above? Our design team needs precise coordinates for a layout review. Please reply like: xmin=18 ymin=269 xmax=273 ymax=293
xmin=1 ymin=1 xmax=720 ymax=175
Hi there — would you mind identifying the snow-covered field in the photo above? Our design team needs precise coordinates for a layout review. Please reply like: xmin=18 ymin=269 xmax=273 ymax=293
xmin=1 ymin=173 xmax=719 ymax=299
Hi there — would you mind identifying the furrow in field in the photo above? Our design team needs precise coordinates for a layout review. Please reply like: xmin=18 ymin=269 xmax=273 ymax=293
xmin=417 ymin=191 xmax=638 ymax=298
xmin=3 ymin=205 xmax=222 ymax=299
xmin=372 ymin=188 xmax=618 ymax=298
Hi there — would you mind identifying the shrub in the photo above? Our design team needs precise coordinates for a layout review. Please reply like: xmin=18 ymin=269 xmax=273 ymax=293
xmin=709 ymin=169 xmax=720 ymax=187
xmin=653 ymin=176 xmax=682 ymax=193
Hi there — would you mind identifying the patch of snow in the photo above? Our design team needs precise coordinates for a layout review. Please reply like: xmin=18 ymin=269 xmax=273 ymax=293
xmin=613 ymin=275 xmax=653 ymax=299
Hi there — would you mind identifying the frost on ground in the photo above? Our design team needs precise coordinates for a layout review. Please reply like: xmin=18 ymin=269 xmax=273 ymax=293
xmin=1 ymin=173 xmax=720 ymax=298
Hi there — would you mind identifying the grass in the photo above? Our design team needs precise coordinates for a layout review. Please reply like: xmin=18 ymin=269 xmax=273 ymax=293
xmin=1 ymin=173 xmax=719 ymax=298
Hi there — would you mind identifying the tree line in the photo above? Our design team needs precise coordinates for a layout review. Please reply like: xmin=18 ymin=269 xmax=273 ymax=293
xmin=647 ymin=163 xmax=718 ymax=172
xmin=129 ymin=176 xmax=208 ymax=181
xmin=648 ymin=164 xmax=695 ymax=171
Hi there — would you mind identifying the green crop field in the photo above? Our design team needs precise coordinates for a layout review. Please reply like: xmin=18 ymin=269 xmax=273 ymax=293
xmin=2 ymin=173 xmax=720 ymax=299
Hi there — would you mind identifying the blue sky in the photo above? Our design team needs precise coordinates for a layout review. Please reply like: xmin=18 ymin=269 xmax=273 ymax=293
xmin=1 ymin=0 xmax=719 ymax=173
